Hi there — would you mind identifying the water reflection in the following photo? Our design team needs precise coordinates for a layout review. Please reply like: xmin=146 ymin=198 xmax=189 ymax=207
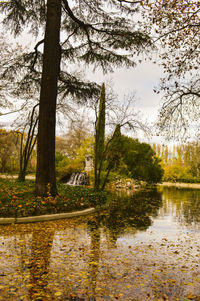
xmin=92 ymin=189 xmax=162 ymax=247
xmin=28 ymin=227 xmax=55 ymax=300
xmin=0 ymin=187 xmax=199 ymax=300
xmin=160 ymin=186 xmax=200 ymax=226
xmin=87 ymin=221 xmax=100 ymax=299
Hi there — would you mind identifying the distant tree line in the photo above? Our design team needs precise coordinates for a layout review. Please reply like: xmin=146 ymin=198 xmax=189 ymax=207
xmin=153 ymin=142 xmax=200 ymax=183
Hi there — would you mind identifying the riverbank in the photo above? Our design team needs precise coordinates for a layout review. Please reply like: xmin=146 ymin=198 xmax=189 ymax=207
xmin=159 ymin=181 xmax=200 ymax=189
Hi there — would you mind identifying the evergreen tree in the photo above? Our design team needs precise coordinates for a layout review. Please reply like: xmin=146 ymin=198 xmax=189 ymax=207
xmin=94 ymin=83 xmax=106 ymax=191
xmin=101 ymin=124 xmax=122 ymax=190
xmin=0 ymin=0 xmax=151 ymax=195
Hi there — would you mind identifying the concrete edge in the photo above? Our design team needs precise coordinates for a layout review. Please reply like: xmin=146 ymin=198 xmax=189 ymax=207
xmin=0 ymin=207 xmax=96 ymax=225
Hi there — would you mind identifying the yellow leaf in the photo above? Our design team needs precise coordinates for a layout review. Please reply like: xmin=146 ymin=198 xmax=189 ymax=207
xmin=26 ymin=284 xmax=33 ymax=288
xmin=89 ymin=261 xmax=98 ymax=266
xmin=194 ymin=277 xmax=200 ymax=282
xmin=169 ymin=279 xmax=176 ymax=284
xmin=54 ymin=292 xmax=62 ymax=296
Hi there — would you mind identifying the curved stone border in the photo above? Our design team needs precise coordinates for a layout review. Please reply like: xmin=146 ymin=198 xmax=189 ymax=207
xmin=0 ymin=207 xmax=96 ymax=225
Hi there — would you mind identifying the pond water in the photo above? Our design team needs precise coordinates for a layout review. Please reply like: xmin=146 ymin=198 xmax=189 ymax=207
xmin=0 ymin=186 xmax=199 ymax=300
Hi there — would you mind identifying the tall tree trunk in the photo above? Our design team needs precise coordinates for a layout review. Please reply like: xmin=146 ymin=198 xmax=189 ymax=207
xmin=35 ymin=0 xmax=61 ymax=196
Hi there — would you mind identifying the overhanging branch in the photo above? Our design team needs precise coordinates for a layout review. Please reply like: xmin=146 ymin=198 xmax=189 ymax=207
xmin=31 ymin=39 xmax=44 ymax=71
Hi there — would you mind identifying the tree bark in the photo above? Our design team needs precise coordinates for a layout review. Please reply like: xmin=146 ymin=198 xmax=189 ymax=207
xmin=35 ymin=0 xmax=61 ymax=196
xmin=18 ymin=169 xmax=26 ymax=182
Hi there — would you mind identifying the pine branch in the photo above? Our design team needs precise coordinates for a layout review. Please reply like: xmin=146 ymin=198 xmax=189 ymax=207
xmin=31 ymin=39 xmax=44 ymax=71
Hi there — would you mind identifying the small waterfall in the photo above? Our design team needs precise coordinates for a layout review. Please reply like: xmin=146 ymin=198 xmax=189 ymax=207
xmin=66 ymin=172 xmax=86 ymax=186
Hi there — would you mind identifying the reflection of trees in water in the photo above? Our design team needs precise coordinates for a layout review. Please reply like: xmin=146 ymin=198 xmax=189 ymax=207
xmin=89 ymin=189 xmax=162 ymax=246
xmin=87 ymin=221 xmax=100 ymax=300
xmin=161 ymin=187 xmax=200 ymax=225
xmin=0 ymin=224 xmax=56 ymax=300
xmin=28 ymin=225 xmax=55 ymax=300
xmin=83 ymin=189 xmax=162 ymax=299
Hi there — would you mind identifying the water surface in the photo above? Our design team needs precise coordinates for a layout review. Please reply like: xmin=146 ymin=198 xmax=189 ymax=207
xmin=0 ymin=187 xmax=199 ymax=300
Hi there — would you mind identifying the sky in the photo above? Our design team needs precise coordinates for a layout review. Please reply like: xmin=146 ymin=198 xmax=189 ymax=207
xmin=84 ymin=61 xmax=165 ymax=144
xmin=86 ymin=62 xmax=164 ymax=123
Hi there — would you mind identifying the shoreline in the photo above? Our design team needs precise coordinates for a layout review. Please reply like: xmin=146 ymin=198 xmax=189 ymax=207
xmin=0 ymin=207 xmax=96 ymax=225
xmin=1 ymin=174 xmax=200 ymax=189
xmin=158 ymin=182 xmax=200 ymax=189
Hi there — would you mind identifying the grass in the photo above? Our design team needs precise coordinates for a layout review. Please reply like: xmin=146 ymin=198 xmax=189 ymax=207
xmin=0 ymin=178 xmax=108 ymax=218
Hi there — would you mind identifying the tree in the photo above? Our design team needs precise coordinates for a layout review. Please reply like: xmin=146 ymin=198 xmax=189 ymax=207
xmin=55 ymin=116 xmax=93 ymax=178
xmin=56 ymin=117 xmax=91 ymax=158
xmin=144 ymin=0 xmax=199 ymax=77
xmin=157 ymin=78 xmax=200 ymax=140
xmin=120 ymin=136 xmax=163 ymax=183
xmin=55 ymin=135 xmax=94 ymax=179
xmin=93 ymin=82 xmax=150 ymax=190
xmin=101 ymin=124 xmax=122 ymax=190
xmin=143 ymin=0 xmax=200 ymax=139
xmin=160 ymin=142 xmax=200 ymax=183
xmin=94 ymin=83 xmax=106 ymax=191
xmin=16 ymin=104 xmax=39 ymax=181
xmin=94 ymin=84 xmax=138 ymax=190
xmin=0 ymin=0 xmax=151 ymax=195
xmin=35 ymin=0 xmax=61 ymax=196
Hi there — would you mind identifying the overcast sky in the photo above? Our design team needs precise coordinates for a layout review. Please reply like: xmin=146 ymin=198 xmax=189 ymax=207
xmin=87 ymin=62 xmax=164 ymax=122
xmin=84 ymin=60 xmax=166 ymax=144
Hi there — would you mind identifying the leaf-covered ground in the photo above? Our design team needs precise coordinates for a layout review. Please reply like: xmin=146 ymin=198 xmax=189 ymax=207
xmin=0 ymin=179 xmax=107 ymax=217
xmin=0 ymin=219 xmax=199 ymax=298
